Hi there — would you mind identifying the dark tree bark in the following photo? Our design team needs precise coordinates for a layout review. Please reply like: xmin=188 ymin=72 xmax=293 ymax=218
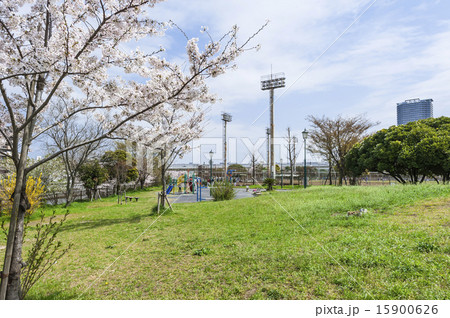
xmin=6 ymin=178 xmax=30 ymax=299
xmin=160 ymin=152 xmax=167 ymax=210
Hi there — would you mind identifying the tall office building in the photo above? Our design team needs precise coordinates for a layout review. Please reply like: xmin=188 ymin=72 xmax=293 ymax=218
xmin=397 ymin=98 xmax=433 ymax=125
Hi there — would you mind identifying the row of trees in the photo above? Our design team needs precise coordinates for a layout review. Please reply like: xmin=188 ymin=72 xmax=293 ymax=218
xmin=306 ymin=115 xmax=449 ymax=185
xmin=221 ymin=114 xmax=448 ymax=188
xmin=78 ymin=145 xmax=140 ymax=201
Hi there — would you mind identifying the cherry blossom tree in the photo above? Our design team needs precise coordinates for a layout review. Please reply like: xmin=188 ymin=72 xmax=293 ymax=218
xmin=0 ymin=0 xmax=265 ymax=299
xmin=125 ymin=102 xmax=205 ymax=210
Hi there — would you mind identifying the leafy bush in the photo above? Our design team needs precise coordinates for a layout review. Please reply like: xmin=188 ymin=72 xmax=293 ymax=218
xmin=210 ymin=181 xmax=235 ymax=201
xmin=79 ymin=160 xmax=108 ymax=198
xmin=263 ymin=178 xmax=277 ymax=191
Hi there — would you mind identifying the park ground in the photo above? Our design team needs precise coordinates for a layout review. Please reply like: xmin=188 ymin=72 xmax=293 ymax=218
xmin=0 ymin=184 xmax=449 ymax=299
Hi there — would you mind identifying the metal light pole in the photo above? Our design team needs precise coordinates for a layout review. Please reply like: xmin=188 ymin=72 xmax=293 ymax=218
xmin=292 ymin=136 xmax=298 ymax=186
xmin=222 ymin=112 xmax=232 ymax=179
xmin=261 ymin=72 xmax=285 ymax=179
xmin=302 ymin=129 xmax=308 ymax=189
xmin=209 ymin=150 xmax=214 ymax=182
xmin=266 ymin=127 xmax=270 ymax=176
xmin=280 ymin=158 xmax=283 ymax=188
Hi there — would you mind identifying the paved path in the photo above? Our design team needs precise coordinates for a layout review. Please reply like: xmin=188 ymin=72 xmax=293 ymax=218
xmin=167 ymin=188 xmax=254 ymax=204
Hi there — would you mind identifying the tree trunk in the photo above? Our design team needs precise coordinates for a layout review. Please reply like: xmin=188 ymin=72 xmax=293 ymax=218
xmin=2 ymin=15 xmax=51 ymax=299
xmin=337 ymin=164 xmax=345 ymax=186
xmin=6 ymin=184 xmax=29 ymax=300
xmin=68 ymin=177 xmax=75 ymax=205
xmin=252 ymin=161 xmax=255 ymax=185
xmin=116 ymin=173 xmax=120 ymax=195
xmin=1 ymin=103 xmax=36 ymax=299
xmin=64 ymin=174 xmax=75 ymax=208
xmin=161 ymin=161 xmax=166 ymax=210
xmin=328 ymin=161 xmax=332 ymax=185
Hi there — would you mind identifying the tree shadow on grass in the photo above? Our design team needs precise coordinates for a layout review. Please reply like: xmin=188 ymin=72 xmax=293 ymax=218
xmin=25 ymin=289 xmax=80 ymax=300
xmin=59 ymin=213 xmax=153 ymax=233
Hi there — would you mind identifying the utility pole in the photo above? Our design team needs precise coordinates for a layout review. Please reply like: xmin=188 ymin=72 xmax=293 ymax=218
xmin=222 ymin=112 xmax=232 ymax=180
xmin=280 ymin=158 xmax=283 ymax=188
xmin=292 ymin=136 xmax=298 ymax=186
xmin=266 ymin=127 xmax=270 ymax=176
xmin=251 ymin=153 xmax=257 ymax=185
xmin=261 ymin=71 xmax=285 ymax=179
xmin=302 ymin=129 xmax=309 ymax=189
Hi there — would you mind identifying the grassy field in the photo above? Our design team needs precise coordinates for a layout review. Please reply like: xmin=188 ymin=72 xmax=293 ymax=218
xmin=0 ymin=184 xmax=449 ymax=299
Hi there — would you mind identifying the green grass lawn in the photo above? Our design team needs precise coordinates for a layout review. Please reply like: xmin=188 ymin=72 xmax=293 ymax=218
xmin=1 ymin=184 xmax=449 ymax=299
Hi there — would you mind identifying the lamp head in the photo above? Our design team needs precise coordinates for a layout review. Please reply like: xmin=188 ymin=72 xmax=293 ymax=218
xmin=302 ymin=129 xmax=309 ymax=140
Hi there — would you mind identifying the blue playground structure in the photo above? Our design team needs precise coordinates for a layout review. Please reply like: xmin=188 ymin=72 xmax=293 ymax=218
xmin=165 ymin=184 xmax=174 ymax=195
xmin=164 ymin=174 xmax=210 ymax=203
xmin=196 ymin=177 xmax=207 ymax=202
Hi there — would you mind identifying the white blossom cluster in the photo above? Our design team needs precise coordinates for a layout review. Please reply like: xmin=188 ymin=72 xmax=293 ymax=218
xmin=0 ymin=0 xmax=264 ymax=171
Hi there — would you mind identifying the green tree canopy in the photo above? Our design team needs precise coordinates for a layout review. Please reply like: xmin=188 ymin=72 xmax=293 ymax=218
xmin=79 ymin=160 xmax=109 ymax=191
xmin=101 ymin=148 xmax=138 ymax=185
xmin=345 ymin=117 xmax=450 ymax=184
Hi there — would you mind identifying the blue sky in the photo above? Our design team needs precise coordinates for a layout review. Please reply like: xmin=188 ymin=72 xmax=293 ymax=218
xmin=31 ymin=1 xmax=449 ymax=164
xmin=143 ymin=0 xmax=449 ymax=164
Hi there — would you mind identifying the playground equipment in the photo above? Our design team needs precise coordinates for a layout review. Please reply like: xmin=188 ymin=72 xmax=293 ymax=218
xmin=178 ymin=172 xmax=196 ymax=194
xmin=195 ymin=177 xmax=207 ymax=202
xmin=166 ymin=184 xmax=174 ymax=195
xmin=165 ymin=172 xmax=197 ymax=196
xmin=176 ymin=175 xmax=184 ymax=193
xmin=226 ymin=169 xmax=235 ymax=182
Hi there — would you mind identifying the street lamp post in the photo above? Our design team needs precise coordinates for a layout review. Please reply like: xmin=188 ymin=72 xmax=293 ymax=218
xmin=302 ymin=129 xmax=308 ymax=189
xmin=222 ymin=113 xmax=232 ymax=179
xmin=292 ymin=136 xmax=298 ymax=186
xmin=280 ymin=158 xmax=283 ymax=188
xmin=266 ymin=127 xmax=270 ymax=174
xmin=209 ymin=150 xmax=214 ymax=183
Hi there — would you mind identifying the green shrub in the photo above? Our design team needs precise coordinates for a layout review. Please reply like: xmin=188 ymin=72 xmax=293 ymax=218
xmin=263 ymin=178 xmax=277 ymax=191
xmin=210 ymin=181 xmax=236 ymax=201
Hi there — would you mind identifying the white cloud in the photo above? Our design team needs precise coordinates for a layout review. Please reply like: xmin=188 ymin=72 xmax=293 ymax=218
xmin=150 ymin=0 xmax=450 ymax=163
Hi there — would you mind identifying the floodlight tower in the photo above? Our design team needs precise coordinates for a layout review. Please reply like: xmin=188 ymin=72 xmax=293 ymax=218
xmin=261 ymin=72 xmax=285 ymax=178
xmin=222 ymin=112 xmax=232 ymax=179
